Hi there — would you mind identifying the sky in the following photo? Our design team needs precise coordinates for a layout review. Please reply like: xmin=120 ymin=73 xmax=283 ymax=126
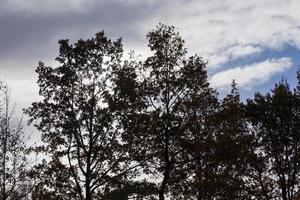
xmin=1 ymin=0 xmax=300 ymax=114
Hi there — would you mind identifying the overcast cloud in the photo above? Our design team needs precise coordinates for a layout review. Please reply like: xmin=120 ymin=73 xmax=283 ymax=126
xmin=0 ymin=0 xmax=299 ymax=111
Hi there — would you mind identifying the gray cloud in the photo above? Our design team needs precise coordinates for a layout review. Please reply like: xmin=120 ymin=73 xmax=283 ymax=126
xmin=0 ymin=0 xmax=161 ymax=62
xmin=0 ymin=0 xmax=300 ymax=113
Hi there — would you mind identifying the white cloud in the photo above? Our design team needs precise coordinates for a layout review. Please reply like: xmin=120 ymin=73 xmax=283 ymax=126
xmin=227 ymin=45 xmax=263 ymax=60
xmin=210 ymin=57 xmax=293 ymax=88
xmin=205 ymin=45 xmax=263 ymax=67
xmin=135 ymin=0 xmax=300 ymax=69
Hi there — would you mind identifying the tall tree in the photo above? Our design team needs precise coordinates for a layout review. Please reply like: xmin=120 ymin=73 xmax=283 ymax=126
xmin=0 ymin=83 xmax=32 ymax=200
xmin=180 ymin=81 xmax=254 ymax=200
xmin=245 ymin=80 xmax=300 ymax=200
xmin=211 ymin=81 xmax=254 ymax=199
xmin=26 ymin=32 xmax=140 ymax=200
xmin=114 ymin=24 xmax=218 ymax=200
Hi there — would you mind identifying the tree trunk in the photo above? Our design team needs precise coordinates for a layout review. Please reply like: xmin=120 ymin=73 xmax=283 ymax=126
xmin=159 ymin=161 xmax=171 ymax=200
xmin=85 ymin=179 xmax=91 ymax=200
xmin=159 ymin=132 xmax=171 ymax=200
xmin=85 ymin=150 xmax=92 ymax=200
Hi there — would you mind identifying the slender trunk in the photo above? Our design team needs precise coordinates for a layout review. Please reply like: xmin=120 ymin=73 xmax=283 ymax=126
xmin=159 ymin=158 xmax=171 ymax=200
xmin=282 ymin=185 xmax=288 ymax=200
xmin=159 ymin=123 xmax=171 ymax=200
xmin=85 ymin=151 xmax=92 ymax=200
xmin=85 ymin=149 xmax=92 ymax=200
xmin=86 ymin=181 xmax=91 ymax=200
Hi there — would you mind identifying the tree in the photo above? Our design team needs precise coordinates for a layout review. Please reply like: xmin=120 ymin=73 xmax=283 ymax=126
xmin=179 ymin=81 xmax=255 ymax=200
xmin=245 ymin=80 xmax=300 ymax=200
xmin=26 ymin=31 xmax=140 ymax=200
xmin=0 ymin=83 xmax=32 ymax=200
xmin=210 ymin=81 xmax=254 ymax=199
xmin=114 ymin=24 xmax=218 ymax=200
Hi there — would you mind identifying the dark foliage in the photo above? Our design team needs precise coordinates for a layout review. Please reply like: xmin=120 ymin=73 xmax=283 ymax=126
xmin=245 ymin=79 xmax=300 ymax=200
xmin=26 ymin=32 xmax=142 ymax=200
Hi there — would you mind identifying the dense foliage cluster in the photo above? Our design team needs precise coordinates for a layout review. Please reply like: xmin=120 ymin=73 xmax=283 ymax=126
xmin=1 ymin=24 xmax=300 ymax=200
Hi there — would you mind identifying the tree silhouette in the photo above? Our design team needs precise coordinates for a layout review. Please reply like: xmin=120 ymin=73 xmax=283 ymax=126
xmin=0 ymin=83 xmax=32 ymax=200
xmin=211 ymin=81 xmax=254 ymax=199
xmin=113 ymin=24 xmax=218 ymax=200
xmin=179 ymin=81 xmax=255 ymax=199
xmin=26 ymin=32 xmax=140 ymax=200
xmin=245 ymin=80 xmax=300 ymax=200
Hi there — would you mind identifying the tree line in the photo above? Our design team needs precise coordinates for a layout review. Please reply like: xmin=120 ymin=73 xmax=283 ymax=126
xmin=1 ymin=23 xmax=300 ymax=200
